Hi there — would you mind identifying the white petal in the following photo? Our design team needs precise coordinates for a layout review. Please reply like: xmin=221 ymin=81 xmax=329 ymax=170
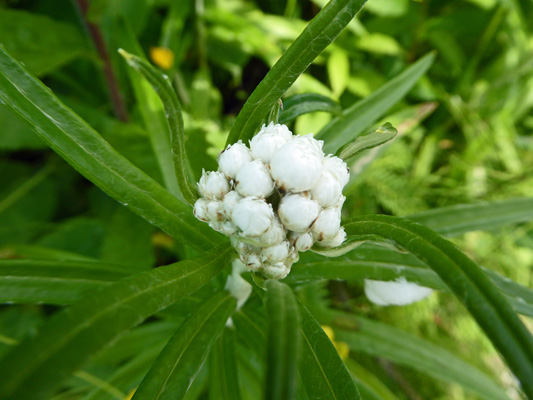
xmin=310 ymin=171 xmax=342 ymax=207
xmin=323 ymin=156 xmax=350 ymax=188
xmin=364 ymin=278 xmax=434 ymax=306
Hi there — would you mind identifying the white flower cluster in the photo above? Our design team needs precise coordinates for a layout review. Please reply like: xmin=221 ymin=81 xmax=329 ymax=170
xmin=193 ymin=122 xmax=349 ymax=279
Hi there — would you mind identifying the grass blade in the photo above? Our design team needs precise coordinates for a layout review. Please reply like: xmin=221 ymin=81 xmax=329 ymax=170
xmin=265 ymin=280 xmax=301 ymax=400
xmin=0 ymin=243 xmax=234 ymax=400
xmin=344 ymin=215 xmax=533 ymax=398
xmin=0 ymin=44 xmax=217 ymax=251
xmin=133 ymin=291 xmax=236 ymax=400
xmin=226 ymin=0 xmax=367 ymax=145
xmin=317 ymin=52 xmax=435 ymax=154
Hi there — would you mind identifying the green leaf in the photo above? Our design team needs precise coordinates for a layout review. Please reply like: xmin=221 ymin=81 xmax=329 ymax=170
xmin=225 ymin=0 xmax=367 ymax=145
xmin=408 ymin=197 xmax=533 ymax=236
xmin=327 ymin=49 xmax=350 ymax=97
xmin=297 ymin=299 xmax=360 ymax=400
xmin=0 ymin=243 xmax=234 ymax=400
xmin=133 ymin=291 xmax=236 ymax=400
xmin=317 ymin=52 xmax=435 ymax=154
xmin=0 ymin=104 xmax=46 ymax=150
xmin=0 ymin=9 xmax=88 ymax=76
xmin=116 ymin=19 xmax=183 ymax=201
xmin=118 ymin=49 xmax=197 ymax=205
xmin=344 ymin=359 xmax=400 ymax=400
xmin=279 ymin=94 xmax=342 ymax=124
xmin=0 ymin=259 xmax=128 ymax=305
xmin=265 ymin=280 xmax=301 ymax=400
xmin=209 ymin=328 xmax=243 ymax=400
xmin=344 ymin=215 xmax=533 ymax=398
xmin=336 ymin=123 xmax=397 ymax=161
xmin=0 ymin=44 xmax=219 ymax=251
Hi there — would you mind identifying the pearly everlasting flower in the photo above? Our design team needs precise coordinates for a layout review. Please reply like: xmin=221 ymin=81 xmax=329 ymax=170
xmin=209 ymin=220 xmax=237 ymax=236
xmin=261 ymin=240 xmax=290 ymax=263
xmin=235 ymin=160 xmax=275 ymax=198
xmin=206 ymin=200 xmax=224 ymax=222
xmin=289 ymin=231 xmax=314 ymax=252
xmin=310 ymin=171 xmax=342 ymax=207
xmin=312 ymin=207 xmax=341 ymax=241
xmin=263 ymin=261 xmax=290 ymax=280
xmin=222 ymin=191 xmax=242 ymax=219
xmin=323 ymin=156 xmax=350 ymax=188
xmin=242 ymin=251 xmax=263 ymax=272
xmin=198 ymin=170 xmax=230 ymax=200
xmin=316 ymin=227 xmax=346 ymax=248
xmin=218 ymin=141 xmax=252 ymax=179
xmin=270 ymin=134 xmax=324 ymax=192
xmin=278 ymin=194 xmax=320 ymax=232
xmin=193 ymin=198 xmax=209 ymax=221
xmin=259 ymin=218 xmax=285 ymax=246
xmin=250 ymin=122 xmax=292 ymax=163
xmin=232 ymin=197 xmax=274 ymax=237
xmin=364 ymin=278 xmax=434 ymax=306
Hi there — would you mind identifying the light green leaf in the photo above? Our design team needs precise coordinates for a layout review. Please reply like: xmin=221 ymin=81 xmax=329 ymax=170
xmin=226 ymin=0 xmax=367 ymax=145
xmin=0 ymin=259 xmax=128 ymax=305
xmin=336 ymin=123 xmax=397 ymax=161
xmin=344 ymin=215 xmax=533 ymax=398
xmin=279 ymin=94 xmax=342 ymax=124
xmin=355 ymin=33 xmax=403 ymax=56
xmin=317 ymin=52 xmax=435 ymax=154
xmin=133 ymin=291 xmax=236 ymax=400
xmin=0 ymin=243 xmax=234 ymax=400
xmin=118 ymin=49 xmax=197 ymax=205
xmin=0 ymin=44 xmax=219 ymax=251
xmin=327 ymin=49 xmax=350 ymax=97
xmin=297 ymin=299 xmax=361 ymax=400
xmin=265 ymin=280 xmax=301 ymax=400
xmin=209 ymin=328 xmax=243 ymax=400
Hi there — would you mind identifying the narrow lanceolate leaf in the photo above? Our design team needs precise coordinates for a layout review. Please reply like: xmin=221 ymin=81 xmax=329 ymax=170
xmin=209 ymin=328 xmax=243 ymax=400
xmin=0 ymin=243 xmax=235 ymax=400
xmin=0 ymin=259 xmax=129 ymax=305
xmin=297 ymin=299 xmax=360 ymax=400
xmin=336 ymin=123 xmax=397 ymax=161
xmin=344 ymin=359 xmax=400 ymax=400
xmin=279 ymin=94 xmax=342 ymax=124
xmin=0 ymin=45 xmax=219 ymax=251
xmin=118 ymin=49 xmax=197 ymax=205
xmin=133 ymin=291 xmax=236 ymax=400
xmin=344 ymin=215 xmax=533 ymax=398
xmin=317 ymin=52 xmax=435 ymax=154
xmin=226 ymin=0 xmax=367 ymax=145
xmin=408 ymin=197 xmax=533 ymax=236
xmin=265 ymin=280 xmax=301 ymax=400
xmin=332 ymin=314 xmax=511 ymax=400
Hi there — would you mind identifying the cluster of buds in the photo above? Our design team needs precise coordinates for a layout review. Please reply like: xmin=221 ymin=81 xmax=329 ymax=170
xmin=193 ymin=123 xmax=349 ymax=279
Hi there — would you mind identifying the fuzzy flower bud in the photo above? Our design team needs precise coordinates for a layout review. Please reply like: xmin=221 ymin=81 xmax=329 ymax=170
xmin=198 ymin=170 xmax=230 ymax=200
xmin=263 ymin=261 xmax=290 ymax=280
xmin=250 ymin=122 xmax=292 ymax=164
xmin=289 ymin=231 xmax=314 ymax=252
xmin=310 ymin=171 xmax=342 ymax=207
xmin=193 ymin=198 xmax=209 ymax=222
xmin=209 ymin=221 xmax=237 ymax=236
xmin=221 ymin=190 xmax=242 ymax=219
xmin=312 ymin=207 xmax=341 ymax=241
xmin=364 ymin=278 xmax=434 ymax=306
xmin=323 ymin=156 xmax=350 ymax=188
xmin=241 ymin=251 xmax=263 ymax=272
xmin=218 ymin=141 xmax=252 ymax=179
xmin=259 ymin=218 xmax=285 ymax=246
xmin=232 ymin=197 xmax=274 ymax=237
xmin=270 ymin=134 xmax=324 ymax=192
xmin=235 ymin=160 xmax=275 ymax=198
xmin=261 ymin=240 xmax=290 ymax=263
xmin=206 ymin=200 xmax=224 ymax=222
xmin=278 ymin=194 xmax=320 ymax=232
xmin=316 ymin=227 xmax=346 ymax=248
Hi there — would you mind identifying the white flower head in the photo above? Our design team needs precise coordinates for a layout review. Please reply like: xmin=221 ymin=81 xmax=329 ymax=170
xmin=241 ymin=251 xmax=263 ymax=272
xmin=209 ymin=220 xmax=237 ymax=236
xmin=278 ymin=193 xmax=320 ymax=232
xmin=198 ymin=170 xmax=230 ymax=200
xmin=218 ymin=141 xmax=252 ymax=179
xmin=221 ymin=190 xmax=242 ymax=219
xmin=206 ymin=200 xmax=224 ymax=222
xmin=323 ymin=155 xmax=350 ymax=188
xmin=261 ymin=240 xmax=290 ymax=263
xmin=193 ymin=198 xmax=209 ymax=222
xmin=263 ymin=261 xmax=290 ymax=280
xmin=270 ymin=134 xmax=324 ymax=192
xmin=232 ymin=197 xmax=274 ymax=237
xmin=316 ymin=226 xmax=346 ymax=248
xmin=312 ymin=207 xmax=341 ymax=241
xmin=250 ymin=122 xmax=293 ymax=164
xmin=310 ymin=171 xmax=342 ymax=207
xmin=235 ymin=160 xmax=275 ymax=198
xmin=259 ymin=217 xmax=286 ymax=247
xmin=289 ymin=231 xmax=314 ymax=252
xmin=364 ymin=278 xmax=434 ymax=306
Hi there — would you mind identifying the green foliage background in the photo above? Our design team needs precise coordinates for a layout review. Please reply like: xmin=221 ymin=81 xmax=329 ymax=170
xmin=0 ymin=0 xmax=532 ymax=399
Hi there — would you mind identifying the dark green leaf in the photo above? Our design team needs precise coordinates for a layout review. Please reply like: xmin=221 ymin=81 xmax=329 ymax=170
xmin=317 ymin=52 xmax=435 ymax=154
xmin=209 ymin=328 xmax=243 ymax=400
xmin=226 ymin=0 xmax=367 ymax=145
xmin=344 ymin=359 xmax=400 ymax=400
xmin=279 ymin=94 xmax=342 ymax=124
xmin=336 ymin=123 xmax=397 ymax=161
xmin=0 ymin=243 xmax=234 ymax=400
xmin=133 ymin=291 xmax=236 ymax=400
xmin=265 ymin=280 xmax=300 ymax=400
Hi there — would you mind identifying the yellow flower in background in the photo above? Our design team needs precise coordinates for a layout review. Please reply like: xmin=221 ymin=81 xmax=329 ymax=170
xmin=149 ymin=47 xmax=174 ymax=70
xmin=321 ymin=325 xmax=350 ymax=360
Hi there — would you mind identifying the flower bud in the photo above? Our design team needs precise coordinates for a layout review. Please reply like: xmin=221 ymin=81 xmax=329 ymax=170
xmin=250 ymin=122 xmax=293 ymax=163
xmin=198 ymin=170 xmax=230 ymax=200
xmin=323 ymin=156 xmax=350 ymax=188
xmin=206 ymin=200 xmax=224 ymax=222
xmin=259 ymin=218 xmax=286 ymax=246
xmin=261 ymin=240 xmax=290 ymax=263
xmin=209 ymin=220 xmax=237 ymax=236
xmin=270 ymin=135 xmax=324 ymax=192
xmin=278 ymin=194 xmax=320 ymax=232
xmin=193 ymin=198 xmax=209 ymax=221
xmin=235 ymin=160 xmax=275 ymax=198
xmin=312 ymin=207 xmax=341 ymax=240
xmin=316 ymin=226 xmax=346 ymax=248
xmin=221 ymin=190 xmax=242 ymax=219
xmin=241 ymin=251 xmax=263 ymax=272
xmin=232 ymin=197 xmax=274 ymax=237
xmin=231 ymin=236 xmax=249 ymax=255
xmin=218 ymin=141 xmax=252 ymax=179
xmin=364 ymin=278 xmax=434 ymax=306
xmin=263 ymin=261 xmax=290 ymax=280
xmin=289 ymin=231 xmax=314 ymax=252
xmin=310 ymin=171 xmax=342 ymax=207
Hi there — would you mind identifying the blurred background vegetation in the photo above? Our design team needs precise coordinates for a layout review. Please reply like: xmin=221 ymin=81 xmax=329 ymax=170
xmin=0 ymin=0 xmax=532 ymax=399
